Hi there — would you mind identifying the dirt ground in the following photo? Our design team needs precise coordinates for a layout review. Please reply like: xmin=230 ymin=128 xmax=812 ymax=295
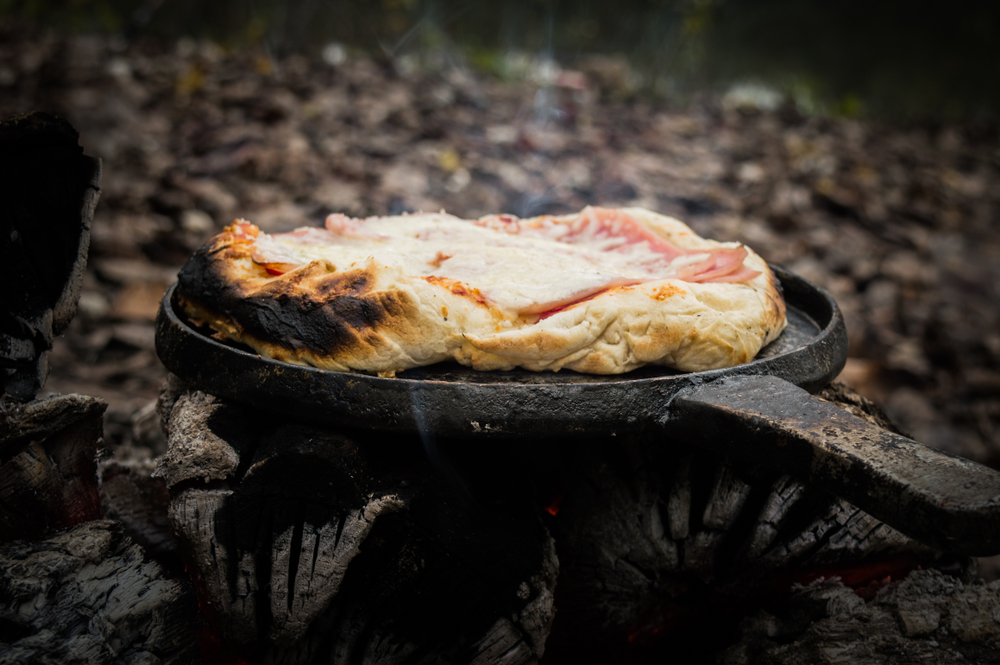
xmin=3 ymin=24 xmax=1000 ymax=470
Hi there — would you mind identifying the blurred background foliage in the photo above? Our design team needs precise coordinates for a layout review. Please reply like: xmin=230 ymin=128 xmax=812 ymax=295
xmin=3 ymin=0 xmax=1000 ymax=121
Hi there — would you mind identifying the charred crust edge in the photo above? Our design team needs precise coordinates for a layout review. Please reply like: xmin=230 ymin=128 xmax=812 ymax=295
xmin=176 ymin=233 xmax=396 ymax=360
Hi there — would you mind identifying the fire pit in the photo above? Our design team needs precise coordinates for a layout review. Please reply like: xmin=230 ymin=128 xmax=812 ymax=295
xmin=156 ymin=265 xmax=1000 ymax=553
xmin=152 ymin=266 xmax=1000 ymax=663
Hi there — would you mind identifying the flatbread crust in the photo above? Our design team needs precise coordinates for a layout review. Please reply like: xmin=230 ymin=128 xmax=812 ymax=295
xmin=175 ymin=207 xmax=786 ymax=376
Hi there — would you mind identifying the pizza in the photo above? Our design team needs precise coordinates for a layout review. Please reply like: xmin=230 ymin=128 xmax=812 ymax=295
xmin=175 ymin=206 xmax=786 ymax=376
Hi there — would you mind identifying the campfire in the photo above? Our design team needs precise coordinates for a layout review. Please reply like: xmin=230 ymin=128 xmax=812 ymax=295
xmin=4 ymin=45 xmax=1000 ymax=662
xmin=153 ymin=376 xmax=950 ymax=664
xmin=150 ymin=271 xmax=999 ymax=662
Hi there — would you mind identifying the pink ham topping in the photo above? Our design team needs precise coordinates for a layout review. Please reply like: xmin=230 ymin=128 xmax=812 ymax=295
xmin=475 ymin=206 xmax=760 ymax=284
xmin=670 ymin=246 xmax=761 ymax=283
xmin=325 ymin=213 xmax=368 ymax=236
xmin=247 ymin=208 xmax=762 ymax=314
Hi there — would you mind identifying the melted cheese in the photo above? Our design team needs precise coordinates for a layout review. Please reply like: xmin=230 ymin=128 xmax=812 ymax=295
xmin=251 ymin=211 xmax=744 ymax=314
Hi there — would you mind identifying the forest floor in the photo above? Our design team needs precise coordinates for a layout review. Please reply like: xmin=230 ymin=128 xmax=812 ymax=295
xmin=3 ymin=24 xmax=1000 ymax=471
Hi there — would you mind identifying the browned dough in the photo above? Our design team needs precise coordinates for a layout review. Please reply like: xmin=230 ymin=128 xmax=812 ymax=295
xmin=175 ymin=208 xmax=786 ymax=376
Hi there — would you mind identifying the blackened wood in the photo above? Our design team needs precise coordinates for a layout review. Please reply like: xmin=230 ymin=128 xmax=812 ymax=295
xmin=671 ymin=374 xmax=1000 ymax=555
xmin=0 ymin=519 xmax=198 ymax=664
xmin=0 ymin=392 xmax=105 ymax=460
xmin=542 ymin=383 xmax=944 ymax=664
xmin=817 ymin=381 xmax=907 ymax=436
xmin=161 ymin=394 xmax=558 ymax=664
xmin=99 ymin=459 xmax=177 ymax=565
xmin=0 ymin=393 xmax=106 ymax=541
xmin=153 ymin=388 xmax=258 ymax=489
xmin=719 ymin=569 xmax=1000 ymax=665
xmin=160 ymin=379 xmax=936 ymax=664
xmin=0 ymin=111 xmax=101 ymax=401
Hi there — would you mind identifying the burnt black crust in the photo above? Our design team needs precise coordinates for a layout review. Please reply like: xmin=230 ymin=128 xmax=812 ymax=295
xmin=176 ymin=238 xmax=403 ymax=359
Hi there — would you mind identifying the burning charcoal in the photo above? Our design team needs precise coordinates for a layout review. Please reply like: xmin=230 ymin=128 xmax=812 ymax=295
xmin=0 ymin=112 xmax=101 ymax=401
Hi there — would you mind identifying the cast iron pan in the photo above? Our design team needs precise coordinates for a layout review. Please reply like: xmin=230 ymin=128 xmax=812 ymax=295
xmin=156 ymin=267 xmax=1000 ymax=555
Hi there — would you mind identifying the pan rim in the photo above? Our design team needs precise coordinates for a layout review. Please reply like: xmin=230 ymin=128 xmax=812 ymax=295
xmin=154 ymin=265 xmax=848 ymax=434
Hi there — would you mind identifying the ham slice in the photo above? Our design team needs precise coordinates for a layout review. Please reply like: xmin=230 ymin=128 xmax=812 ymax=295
xmin=670 ymin=246 xmax=755 ymax=283
xmin=248 ymin=207 xmax=762 ymax=315
xmin=475 ymin=206 xmax=759 ymax=284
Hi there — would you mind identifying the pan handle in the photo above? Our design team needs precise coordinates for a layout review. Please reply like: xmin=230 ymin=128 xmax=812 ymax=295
xmin=670 ymin=375 xmax=1000 ymax=556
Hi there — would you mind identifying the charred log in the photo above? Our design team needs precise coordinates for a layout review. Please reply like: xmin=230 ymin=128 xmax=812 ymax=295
xmin=0 ymin=393 xmax=106 ymax=541
xmin=157 ymin=378 xmax=978 ymax=664
xmin=158 ymin=383 xmax=558 ymax=664
xmin=533 ymin=383 xmax=949 ymax=664
xmin=0 ymin=519 xmax=198 ymax=664
xmin=98 ymin=396 xmax=176 ymax=567
xmin=99 ymin=458 xmax=176 ymax=567
xmin=720 ymin=569 xmax=1000 ymax=665
xmin=0 ymin=111 xmax=101 ymax=401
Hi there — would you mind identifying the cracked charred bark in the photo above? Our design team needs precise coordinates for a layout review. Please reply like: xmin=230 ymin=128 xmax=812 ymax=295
xmin=720 ymin=569 xmax=1000 ymax=665
xmin=0 ymin=111 xmax=196 ymax=664
xmin=0 ymin=519 xmax=198 ymax=664
xmin=158 ymin=375 xmax=973 ymax=664
xmin=540 ymin=383 xmax=948 ymax=664
xmin=0 ymin=393 xmax=106 ymax=541
xmin=158 ymin=380 xmax=558 ymax=664
xmin=99 ymin=457 xmax=177 ymax=565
